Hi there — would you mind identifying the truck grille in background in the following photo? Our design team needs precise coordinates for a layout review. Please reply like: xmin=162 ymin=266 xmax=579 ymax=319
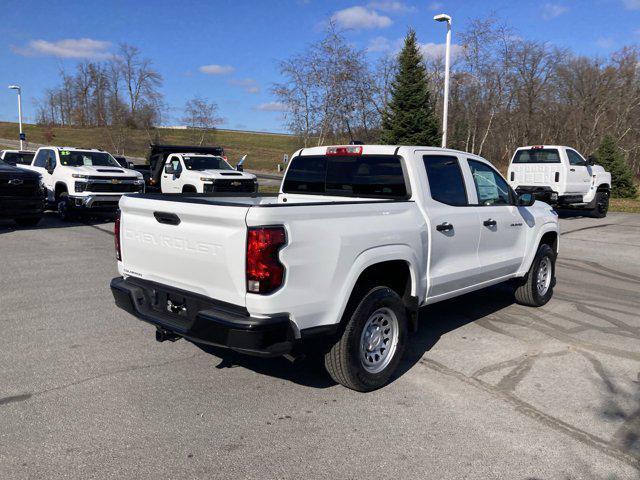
xmin=87 ymin=183 xmax=143 ymax=193
xmin=0 ymin=177 xmax=40 ymax=197
xmin=206 ymin=179 xmax=257 ymax=193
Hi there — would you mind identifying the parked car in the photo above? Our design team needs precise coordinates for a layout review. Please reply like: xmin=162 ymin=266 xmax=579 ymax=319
xmin=146 ymin=144 xmax=227 ymax=192
xmin=0 ymin=149 xmax=36 ymax=166
xmin=110 ymin=145 xmax=559 ymax=391
xmin=18 ymin=146 xmax=144 ymax=220
xmin=507 ymin=145 xmax=611 ymax=217
xmin=161 ymin=153 xmax=257 ymax=193
xmin=0 ymin=156 xmax=45 ymax=226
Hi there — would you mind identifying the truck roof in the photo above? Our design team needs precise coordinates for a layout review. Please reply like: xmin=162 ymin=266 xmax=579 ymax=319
xmin=515 ymin=145 xmax=568 ymax=151
xmin=37 ymin=146 xmax=107 ymax=153
xmin=295 ymin=145 xmax=479 ymax=157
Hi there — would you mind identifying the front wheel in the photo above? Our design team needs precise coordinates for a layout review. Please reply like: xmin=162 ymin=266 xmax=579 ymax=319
xmin=589 ymin=190 xmax=609 ymax=218
xmin=57 ymin=192 xmax=76 ymax=222
xmin=514 ymin=243 xmax=556 ymax=307
xmin=324 ymin=287 xmax=408 ymax=392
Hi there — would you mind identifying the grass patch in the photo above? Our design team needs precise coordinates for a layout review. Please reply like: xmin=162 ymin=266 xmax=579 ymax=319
xmin=610 ymin=196 xmax=640 ymax=214
xmin=0 ymin=122 xmax=303 ymax=172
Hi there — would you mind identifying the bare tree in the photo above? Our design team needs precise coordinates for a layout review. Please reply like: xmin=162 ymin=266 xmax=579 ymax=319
xmin=182 ymin=96 xmax=224 ymax=145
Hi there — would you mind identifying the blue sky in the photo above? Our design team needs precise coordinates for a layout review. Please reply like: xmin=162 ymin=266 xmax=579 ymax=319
xmin=1 ymin=0 xmax=639 ymax=133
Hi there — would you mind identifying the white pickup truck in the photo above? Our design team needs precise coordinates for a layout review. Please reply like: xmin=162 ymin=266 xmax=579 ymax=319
xmin=160 ymin=153 xmax=257 ymax=194
xmin=507 ymin=145 xmax=612 ymax=217
xmin=111 ymin=145 xmax=559 ymax=391
xmin=19 ymin=146 xmax=145 ymax=220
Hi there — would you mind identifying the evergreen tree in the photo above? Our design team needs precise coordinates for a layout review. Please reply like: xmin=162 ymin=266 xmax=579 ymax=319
xmin=594 ymin=136 xmax=638 ymax=198
xmin=380 ymin=29 xmax=439 ymax=146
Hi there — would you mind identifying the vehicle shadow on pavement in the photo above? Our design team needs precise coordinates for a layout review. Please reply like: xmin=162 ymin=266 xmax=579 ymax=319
xmin=194 ymin=283 xmax=518 ymax=391
xmin=396 ymin=283 xmax=517 ymax=382
xmin=0 ymin=212 xmax=115 ymax=235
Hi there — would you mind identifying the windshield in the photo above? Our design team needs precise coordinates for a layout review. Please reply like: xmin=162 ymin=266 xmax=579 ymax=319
xmin=3 ymin=152 xmax=35 ymax=165
xmin=183 ymin=156 xmax=233 ymax=171
xmin=513 ymin=149 xmax=560 ymax=164
xmin=59 ymin=150 xmax=121 ymax=167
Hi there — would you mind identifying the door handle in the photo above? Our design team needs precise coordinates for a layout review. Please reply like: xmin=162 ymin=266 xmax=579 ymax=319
xmin=570 ymin=168 xmax=576 ymax=172
xmin=483 ymin=219 xmax=497 ymax=227
xmin=436 ymin=222 xmax=453 ymax=232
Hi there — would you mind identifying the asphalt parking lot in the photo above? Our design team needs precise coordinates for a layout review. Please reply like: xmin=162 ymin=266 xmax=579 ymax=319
xmin=1 ymin=211 xmax=639 ymax=479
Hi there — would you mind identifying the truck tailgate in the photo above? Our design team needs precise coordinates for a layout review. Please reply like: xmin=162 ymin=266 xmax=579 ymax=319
xmin=510 ymin=163 xmax=562 ymax=188
xmin=118 ymin=195 xmax=249 ymax=306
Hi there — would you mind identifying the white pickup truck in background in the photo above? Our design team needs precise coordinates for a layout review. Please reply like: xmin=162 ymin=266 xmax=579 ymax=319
xmin=19 ymin=146 xmax=145 ymax=220
xmin=507 ymin=145 xmax=612 ymax=217
xmin=111 ymin=144 xmax=559 ymax=391
xmin=161 ymin=153 xmax=257 ymax=194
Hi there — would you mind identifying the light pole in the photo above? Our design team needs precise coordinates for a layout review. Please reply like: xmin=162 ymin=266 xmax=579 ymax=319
xmin=434 ymin=13 xmax=451 ymax=148
xmin=8 ymin=85 xmax=24 ymax=150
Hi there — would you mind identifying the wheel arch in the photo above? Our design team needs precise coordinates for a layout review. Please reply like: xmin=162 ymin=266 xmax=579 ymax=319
xmin=517 ymin=224 xmax=559 ymax=277
xmin=334 ymin=246 xmax=422 ymax=333
xmin=54 ymin=181 xmax=68 ymax=199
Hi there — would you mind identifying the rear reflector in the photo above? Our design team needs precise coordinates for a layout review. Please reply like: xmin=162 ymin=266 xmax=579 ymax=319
xmin=114 ymin=210 xmax=122 ymax=261
xmin=555 ymin=172 xmax=560 ymax=182
xmin=326 ymin=146 xmax=363 ymax=156
xmin=246 ymin=226 xmax=287 ymax=294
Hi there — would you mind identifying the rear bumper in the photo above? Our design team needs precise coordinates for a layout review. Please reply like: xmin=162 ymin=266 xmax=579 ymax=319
xmin=0 ymin=196 xmax=45 ymax=218
xmin=515 ymin=186 xmax=583 ymax=206
xmin=110 ymin=276 xmax=295 ymax=357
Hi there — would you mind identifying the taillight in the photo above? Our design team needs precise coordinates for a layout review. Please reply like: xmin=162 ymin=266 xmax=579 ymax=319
xmin=114 ymin=211 xmax=122 ymax=261
xmin=510 ymin=171 xmax=515 ymax=181
xmin=246 ymin=226 xmax=286 ymax=294
xmin=326 ymin=145 xmax=362 ymax=156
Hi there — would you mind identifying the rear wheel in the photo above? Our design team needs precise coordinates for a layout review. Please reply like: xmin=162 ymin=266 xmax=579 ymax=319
xmin=324 ymin=287 xmax=408 ymax=392
xmin=14 ymin=217 xmax=42 ymax=227
xmin=514 ymin=243 xmax=556 ymax=307
xmin=589 ymin=190 xmax=609 ymax=218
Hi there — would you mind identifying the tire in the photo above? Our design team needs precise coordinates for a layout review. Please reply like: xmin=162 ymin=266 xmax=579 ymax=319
xmin=324 ymin=286 xmax=408 ymax=392
xmin=57 ymin=192 xmax=75 ymax=222
xmin=589 ymin=190 xmax=609 ymax=218
xmin=14 ymin=217 xmax=42 ymax=227
xmin=514 ymin=243 xmax=556 ymax=307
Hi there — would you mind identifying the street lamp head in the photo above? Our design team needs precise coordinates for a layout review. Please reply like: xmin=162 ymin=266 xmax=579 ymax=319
xmin=8 ymin=85 xmax=21 ymax=91
xmin=433 ymin=13 xmax=451 ymax=23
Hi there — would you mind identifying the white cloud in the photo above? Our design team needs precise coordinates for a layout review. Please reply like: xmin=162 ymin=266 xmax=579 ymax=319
xmin=256 ymin=102 xmax=289 ymax=112
xmin=428 ymin=2 xmax=443 ymax=11
xmin=367 ymin=36 xmax=396 ymax=52
xmin=230 ymin=78 xmax=260 ymax=94
xmin=622 ymin=0 xmax=640 ymax=9
xmin=367 ymin=1 xmax=415 ymax=12
xmin=12 ymin=38 xmax=112 ymax=58
xmin=199 ymin=64 xmax=235 ymax=75
xmin=541 ymin=3 xmax=568 ymax=19
xmin=419 ymin=42 xmax=463 ymax=60
xmin=596 ymin=37 xmax=615 ymax=49
xmin=331 ymin=6 xmax=392 ymax=30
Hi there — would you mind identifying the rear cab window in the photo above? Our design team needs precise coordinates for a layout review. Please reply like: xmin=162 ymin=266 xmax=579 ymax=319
xmin=282 ymin=155 xmax=408 ymax=199
xmin=512 ymin=149 xmax=560 ymax=164
xmin=423 ymin=155 xmax=468 ymax=206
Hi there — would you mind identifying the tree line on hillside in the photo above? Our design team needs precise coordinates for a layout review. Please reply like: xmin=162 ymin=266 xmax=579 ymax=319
xmin=274 ymin=19 xmax=639 ymax=197
xmin=35 ymin=44 xmax=223 ymax=152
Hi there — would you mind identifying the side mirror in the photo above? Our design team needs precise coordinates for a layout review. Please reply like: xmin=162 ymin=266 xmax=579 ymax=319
xmin=587 ymin=155 xmax=596 ymax=166
xmin=517 ymin=192 xmax=535 ymax=207
xmin=236 ymin=154 xmax=247 ymax=172
xmin=128 ymin=162 xmax=135 ymax=169
xmin=164 ymin=164 xmax=175 ymax=175
xmin=45 ymin=159 xmax=54 ymax=174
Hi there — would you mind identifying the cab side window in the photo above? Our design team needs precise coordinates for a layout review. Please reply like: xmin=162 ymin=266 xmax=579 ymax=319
xmin=468 ymin=160 xmax=512 ymax=206
xmin=423 ymin=155 xmax=468 ymax=206
xmin=33 ymin=150 xmax=48 ymax=167
xmin=171 ymin=157 xmax=181 ymax=172
xmin=47 ymin=151 xmax=57 ymax=169
xmin=567 ymin=149 xmax=586 ymax=166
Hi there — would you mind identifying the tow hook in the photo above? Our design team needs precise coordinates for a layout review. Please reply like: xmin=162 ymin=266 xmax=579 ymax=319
xmin=155 ymin=328 xmax=181 ymax=343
